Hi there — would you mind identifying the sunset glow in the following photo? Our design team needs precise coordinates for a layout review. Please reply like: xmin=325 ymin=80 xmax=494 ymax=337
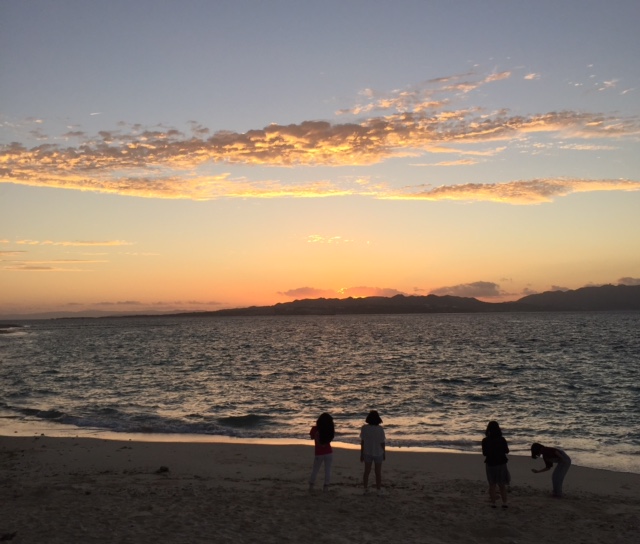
xmin=1 ymin=1 xmax=639 ymax=318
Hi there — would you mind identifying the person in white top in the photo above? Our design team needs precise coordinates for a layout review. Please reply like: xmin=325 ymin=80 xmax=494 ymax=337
xmin=360 ymin=410 xmax=386 ymax=493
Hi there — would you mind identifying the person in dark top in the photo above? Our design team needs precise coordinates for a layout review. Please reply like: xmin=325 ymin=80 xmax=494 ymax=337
xmin=531 ymin=442 xmax=572 ymax=497
xmin=482 ymin=420 xmax=510 ymax=508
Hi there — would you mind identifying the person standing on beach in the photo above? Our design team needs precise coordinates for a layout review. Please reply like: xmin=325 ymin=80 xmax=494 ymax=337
xmin=309 ymin=412 xmax=335 ymax=492
xmin=360 ymin=410 xmax=386 ymax=494
xmin=481 ymin=421 xmax=510 ymax=508
xmin=531 ymin=442 xmax=572 ymax=497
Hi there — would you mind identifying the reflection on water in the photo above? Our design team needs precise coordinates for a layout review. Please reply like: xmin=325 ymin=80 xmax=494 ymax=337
xmin=0 ymin=312 xmax=639 ymax=472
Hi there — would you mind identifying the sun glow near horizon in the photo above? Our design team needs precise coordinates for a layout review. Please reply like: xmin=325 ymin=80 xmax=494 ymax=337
xmin=1 ymin=1 xmax=639 ymax=318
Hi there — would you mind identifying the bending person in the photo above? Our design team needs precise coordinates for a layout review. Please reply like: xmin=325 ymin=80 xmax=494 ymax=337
xmin=531 ymin=442 xmax=572 ymax=497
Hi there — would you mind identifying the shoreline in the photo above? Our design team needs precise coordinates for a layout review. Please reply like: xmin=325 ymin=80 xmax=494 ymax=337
xmin=2 ymin=434 xmax=639 ymax=544
xmin=2 ymin=414 xmax=639 ymax=475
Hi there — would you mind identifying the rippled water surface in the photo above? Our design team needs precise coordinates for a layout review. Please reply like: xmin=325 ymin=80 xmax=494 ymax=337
xmin=1 ymin=313 xmax=639 ymax=472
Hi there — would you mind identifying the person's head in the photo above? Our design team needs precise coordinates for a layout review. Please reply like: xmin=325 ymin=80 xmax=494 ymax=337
xmin=365 ymin=410 xmax=382 ymax=425
xmin=316 ymin=412 xmax=333 ymax=428
xmin=485 ymin=420 xmax=502 ymax=438
xmin=316 ymin=412 xmax=335 ymax=444
xmin=531 ymin=442 xmax=544 ymax=459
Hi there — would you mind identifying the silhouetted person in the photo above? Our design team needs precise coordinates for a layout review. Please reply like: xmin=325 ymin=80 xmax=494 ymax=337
xmin=360 ymin=410 xmax=386 ymax=494
xmin=482 ymin=421 xmax=510 ymax=508
xmin=308 ymin=412 xmax=335 ymax=492
xmin=531 ymin=442 xmax=572 ymax=497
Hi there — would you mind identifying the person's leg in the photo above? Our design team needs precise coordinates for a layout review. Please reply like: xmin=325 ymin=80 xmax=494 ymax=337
xmin=374 ymin=461 xmax=382 ymax=490
xmin=363 ymin=460 xmax=372 ymax=490
xmin=323 ymin=454 xmax=333 ymax=490
xmin=498 ymin=484 xmax=508 ymax=506
xmin=488 ymin=483 xmax=497 ymax=505
xmin=486 ymin=465 xmax=497 ymax=505
xmin=552 ymin=460 xmax=571 ymax=497
xmin=309 ymin=456 xmax=323 ymax=489
xmin=499 ymin=465 xmax=509 ymax=506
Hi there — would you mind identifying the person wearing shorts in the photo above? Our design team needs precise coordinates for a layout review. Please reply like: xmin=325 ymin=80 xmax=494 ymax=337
xmin=360 ymin=410 xmax=386 ymax=494
xmin=482 ymin=420 xmax=510 ymax=508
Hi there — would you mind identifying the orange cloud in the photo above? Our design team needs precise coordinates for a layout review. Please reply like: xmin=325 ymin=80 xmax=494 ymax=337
xmin=338 ymin=286 xmax=406 ymax=297
xmin=279 ymin=287 xmax=337 ymax=299
xmin=3 ymin=110 xmax=636 ymax=201
xmin=2 ymin=70 xmax=639 ymax=202
xmin=280 ymin=286 xmax=406 ymax=299
xmin=429 ymin=281 xmax=503 ymax=298
xmin=388 ymin=179 xmax=640 ymax=204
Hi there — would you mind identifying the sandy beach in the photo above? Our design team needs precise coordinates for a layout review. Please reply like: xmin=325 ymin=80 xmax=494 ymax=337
xmin=1 ymin=435 xmax=639 ymax=543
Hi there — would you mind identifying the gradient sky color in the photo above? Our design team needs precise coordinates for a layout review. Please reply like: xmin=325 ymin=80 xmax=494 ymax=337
xmin=1 ymin=0 xmax=639 ymax=318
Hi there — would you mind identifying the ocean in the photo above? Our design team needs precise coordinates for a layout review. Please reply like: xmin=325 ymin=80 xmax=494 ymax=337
xmin=1 ymin=312 xmax=639 ymax=473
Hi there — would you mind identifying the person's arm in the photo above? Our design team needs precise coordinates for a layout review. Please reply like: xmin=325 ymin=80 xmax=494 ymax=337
xmin=381 ymin=441 xmax=386 ymax=461
xmin=532 ymin=457 xmax=553 ymax=473
xmin=360 ymin=439 xmax=364 ymax=462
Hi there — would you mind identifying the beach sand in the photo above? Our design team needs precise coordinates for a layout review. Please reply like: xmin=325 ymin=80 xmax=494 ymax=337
xmin=1 ymin=435 xmax=638 ymax=543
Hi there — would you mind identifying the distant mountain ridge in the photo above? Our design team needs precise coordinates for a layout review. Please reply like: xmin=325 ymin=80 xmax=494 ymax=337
xmin=516 ymin=284 xmax=640 ymax=311
xmin=174 ymin=284 xmax=640 ymax=317
xmin=3 ymin=284 xmax=638 ymax=321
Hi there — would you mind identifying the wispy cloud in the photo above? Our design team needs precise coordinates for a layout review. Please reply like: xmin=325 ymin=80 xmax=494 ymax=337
xmin=1 ymin=255 xmax=108 ymax=272
xmin=2 ymin=70 xmax=639 ymax=202
xmin=13 ymin=239 xmax=133 ymax=247
xmin=337 ymin=71 xmax=512 ymax=116
xmin=0 ymin=241 xmax=131 ymax=272
xmin=557 ymin=143 xmax=617 ymax=151
xmin=411 ymin=159 xmax=479 ymax=167
xmin=598 ymin=79 xmax=618 ymax=91
xmin=2 ymin=264 xmax=88 ymax=272
xmin=83 ymin=299 xmax=223 ymax=309
xmin=3 ymin=259 xmax=107 ymax=264
xmin=388 ymin=178 xmax=640 ymax=205
xmin=0 ymin=250 xmax=27 ymax=256
xmin=306 ymin=234 xmax=355 ymax=244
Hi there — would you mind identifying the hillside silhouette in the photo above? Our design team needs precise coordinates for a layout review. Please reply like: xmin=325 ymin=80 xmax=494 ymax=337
xmin=175 ymin=284 xmax=640 ymax=317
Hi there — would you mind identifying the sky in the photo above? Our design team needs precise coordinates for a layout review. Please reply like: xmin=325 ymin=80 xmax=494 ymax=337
xmin=1 ymin=0 xmax=639 ymax=318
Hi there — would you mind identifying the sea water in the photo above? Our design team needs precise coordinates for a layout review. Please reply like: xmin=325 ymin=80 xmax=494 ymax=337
xmin=1 ymin=312 xmax=638 ymax=473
